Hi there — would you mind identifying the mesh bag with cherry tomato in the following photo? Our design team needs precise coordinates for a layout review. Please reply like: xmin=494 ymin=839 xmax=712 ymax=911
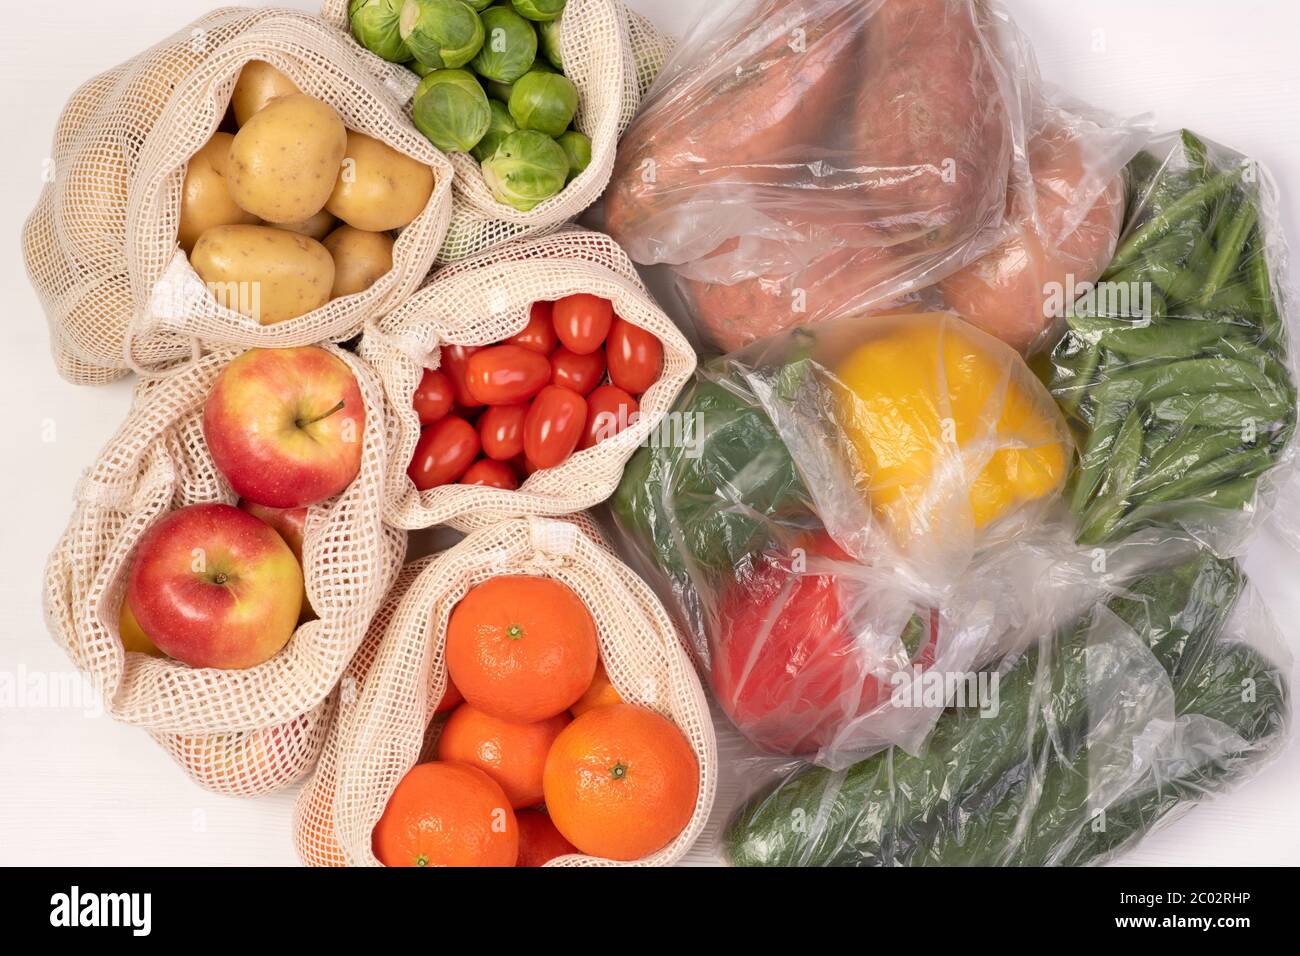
xmin=20 ymin=8 xmax=453 ymax=384
xmin=360 ymin=227 xmax=695 ymax=531
xmin=43 ymin=345 xmax=405 ymax=795
xmin=292 ymin=514 xmax=717 ymax=867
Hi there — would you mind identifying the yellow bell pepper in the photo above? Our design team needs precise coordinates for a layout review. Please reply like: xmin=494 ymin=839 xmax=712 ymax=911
xmin=834 ymin=313 xmax=1069 ymax=543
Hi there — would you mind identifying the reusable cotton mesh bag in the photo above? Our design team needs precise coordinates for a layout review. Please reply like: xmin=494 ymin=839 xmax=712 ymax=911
xmin=293 ymin=514 xmax=716 ymax=866
xmin=43 ymin=344 xmax=406 ymax=792
xmin=151 ymin=698 xmax=335 ymax=797
xmin=21 ymin=7 xmax=454 ymax=384
xmin=320 ymin=0 xmax=674 ymax=263
xmin=359 ymin=227 xmax=695 ymax=531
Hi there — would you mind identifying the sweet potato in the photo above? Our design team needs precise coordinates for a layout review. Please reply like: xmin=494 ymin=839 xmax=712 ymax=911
xmin=606 ymin=0 xmax=1015 ymax=351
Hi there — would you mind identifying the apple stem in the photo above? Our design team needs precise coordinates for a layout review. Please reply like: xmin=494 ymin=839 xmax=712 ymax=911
xmin=297 ymin=400 xmax=347 ymax=429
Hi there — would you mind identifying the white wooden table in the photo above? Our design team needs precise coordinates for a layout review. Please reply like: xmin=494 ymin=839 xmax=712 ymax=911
xmin=1 ymin=0 xmax=1297 ymax=866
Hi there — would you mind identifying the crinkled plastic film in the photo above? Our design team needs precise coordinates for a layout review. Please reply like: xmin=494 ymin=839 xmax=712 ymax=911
xmin=1048 ymin=130 xmax=1297 ymax=554
xmin=603 ymin=0 xmax=1030 ymax=352
xmin=611 ymin=310 xmax=1074 ymax=766
xmin=721 ymin=551 xmax=1290 ymax=866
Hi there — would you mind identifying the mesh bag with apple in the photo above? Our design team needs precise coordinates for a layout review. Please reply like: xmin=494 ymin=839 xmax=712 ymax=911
xmin=320 ymin=0 xmax=674 ymax=265
xmin=43 ymin=343 xmax=405 ymax=795
xmin=293 ymin=514 xmax=717 ymax=866
xmin=359 ymin=226 xmax=695 ymax=531
xmin=21 ymin=7 xmax=454 ymax=385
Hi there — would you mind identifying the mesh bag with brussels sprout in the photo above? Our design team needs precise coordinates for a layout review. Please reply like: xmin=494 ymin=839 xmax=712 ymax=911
xmin=351 ymin=0 xmax=586 ymax=206
xmin=20 ymin=8 xmax=453 ymax=383
xmin=335 ymin=0 xmax=670 ymax=261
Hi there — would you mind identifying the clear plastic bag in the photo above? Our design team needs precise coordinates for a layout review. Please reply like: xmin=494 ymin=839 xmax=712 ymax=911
xmin=610 ymin=310 xmax=1073 ymax=765
xmin=602 ymin=0 xmax=1028 ymax=352
xmin=720 ymin=550 xmax=1291 ymax=866
xmin=1048 ymin=130 xmax=1296 ymax=553
xmin=937 ymin=93 xmax=1144 ymax=353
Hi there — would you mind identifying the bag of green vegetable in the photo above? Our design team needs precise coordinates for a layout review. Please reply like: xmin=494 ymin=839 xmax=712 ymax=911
xmin=322 ymin=0 xmax=675 ymax=263
xmin=21 ymin=8 xmax=455 ymax=384
xmin=723 ymin=550 xmax=1290 ymax=866
xmin=610 ymin=309 xmax=1075 ymax=765
xmin=1049 ymin=130 xmax=1296 ymax=552
xmin=360 ymin=226 xmax=695 ymax=531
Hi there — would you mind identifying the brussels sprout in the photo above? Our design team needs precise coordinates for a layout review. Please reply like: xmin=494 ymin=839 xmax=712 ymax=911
xmin=471 ymin=99 xmax=520 ymax=162
xmin=463 ymin=0 xmax=494 ymax=9
xmin=408 ymin=59 xmax=435 ymax=77
xmin=511 ymin=0 xmax=565 ymax=22
xmin=350 ymin=0 xmax=413 ymax=62
xmin=555 ymin=129 xmax=590 ymax=183
xmin=471 ymin=6 xmax=538 ymax=84
xmin=412 ymin=69 xmax=492 ymax=152
xmin=485 ymin=78 xmax=514 ymax=102
xmin=482 ymin=129 xmax=569 ymax=210
xmin=507 ymin=69 xmax=577 ymax=138
xmin=399 ymin=0 xmax=485 ymax=69
xmin=536 ymin=16 xmax=563 ymax=69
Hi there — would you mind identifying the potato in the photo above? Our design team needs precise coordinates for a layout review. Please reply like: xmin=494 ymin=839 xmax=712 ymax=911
xmin=227 ymin=93 xmax=347 ymax=224
xmin=322 ymin=225 xmax=394 ymax=298
xmin=178 ymin=133 xmax=258 ymax=253
xmin=191 ymin=224 xmax=334 ymax=325
xmin=274 ymin=209 xmax=338 ymax=241
xmin=325 ymin=131 xmax=435 ymax=232
xmin=231 ymin=61 xmax=300 ymax=126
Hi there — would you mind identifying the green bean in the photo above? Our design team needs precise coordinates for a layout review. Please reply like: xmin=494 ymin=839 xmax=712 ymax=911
xmin=1094 ymin=318 xmax=1224 ymax=360
xmin=1181 ymin=130 xmax=1209 ymax=181
xmin=1143 ymin=446 xmax=1274 ymax=505
xmin=1076 ymin=407 xmax=1145 ymax=544
xmin=1106 ymin=356 xmax=1278 ymax=402
xmin=1136 ymin=429 xmax=1245 ymax=494
xmin=1070 ymin=377 xmax=1145 ymax=511
xmin=1109 ymin=170 xmax=1240 ymax=273
xmin=1149 ymin=390 xmax=1290 ymax=429
xmin=1245 ymin=229 xmax=1283 ymax=346
xmin=1199 ymin=196 xmax=1258 ymax=306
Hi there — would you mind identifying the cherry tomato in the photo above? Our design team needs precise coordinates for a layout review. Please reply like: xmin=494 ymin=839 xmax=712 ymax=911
xmin=441 ymin=345 xmax=484 ymax=408
xmin=552 ymin=293 xmax=613 ymax=355
xmin=460 ymin=458 xmax=519 ymax=490
xmin=412 ymin=368 xmax=454 ymax=424
xmin=407 ymin=416 xmax=480 ymax=490
xmin=580 ymin=384 xmax=640 ymax=450
xmin=478 ymin=403 xmax=527 ymax=461
xmin=507 ymin=301 xmax=559 ymax=354
xmin=606 ymin=317 xmax=664 ymax=394
xmin=550 ymin=346 xmax=606 ymax=396
xmin=464 ymin=344 xmax=551 ymax=405
xmin=523 ymin=386 xmax=587 ymax=469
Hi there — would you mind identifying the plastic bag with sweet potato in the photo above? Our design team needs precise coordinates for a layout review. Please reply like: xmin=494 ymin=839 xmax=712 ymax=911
xmin=603 ymin=0 xmax=1027 ymax=351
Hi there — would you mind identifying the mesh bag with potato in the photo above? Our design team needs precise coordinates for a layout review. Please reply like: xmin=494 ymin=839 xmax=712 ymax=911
xmin=321 ymin=0 xmax=674 ymax=263
xmin=293 ymin=514 xmax=717 ymax=866
xmin=359 ymin=227 xmax=695 ymax=531
xmin=42 ymin=344 xmax=406 ymax=795
xmin=22 ymin=7 xmax=454 ymax=384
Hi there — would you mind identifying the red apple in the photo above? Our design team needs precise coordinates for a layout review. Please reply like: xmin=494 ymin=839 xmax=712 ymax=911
xmin=127 ymin=503 xmax=303 ymax=669
xmin=203 ymin=347 xmax=364 ymax=509
xmin=239 ymin=499 xmax=313 ymax=620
